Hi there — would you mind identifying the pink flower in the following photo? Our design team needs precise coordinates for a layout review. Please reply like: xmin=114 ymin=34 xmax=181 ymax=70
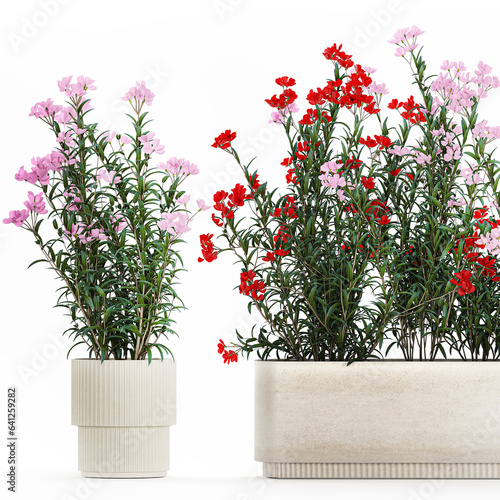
xmin=103 ymin=131 xmax=116 ymax=143
xmin=389 ymin=25 xmax=424 ymax=45
xmin=160 ymin=157 xmax=198 ymax=175
xmin=3 ymin=210 xmax=29 ymax=227
xmin=139 ymin=132 xmax=165 ymax=155
xmin=122 ymin=81 xmax=155 ymax=106
xmin=158 ymin=212 xmax=191 ymax=235
xmin=197 ymin=199 xmax=210 ymax=211
xmin=118 ymin=134 xmax=133 ymax=145
xmin=70 ymin=76 xmax=96 ymax=97
xmin=58 ymin=76 xmax=74 ymax=97
xmin=73 ymin=126 xmax=86 ymax=135
xmin=29 ymin=99 xmax=62 ymax=119
xmin=24 ymin=191 xmax=48 ymax=214
xmin=56 ymin=131 xmax=76 ymax=147
xmin=176 ymin=194 xmax=191 ymax=205
xmin=171 ymin=213 xmax=191 ymax=235
xmin=96 ymin=167 xmax=121 ymax=184
xmin=369 ymin=81 xmax=389 ymax=95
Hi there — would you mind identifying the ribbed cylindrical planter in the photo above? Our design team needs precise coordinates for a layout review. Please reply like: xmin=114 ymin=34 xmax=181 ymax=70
xmin=71 ymin=359 xmax=176 ymax=478
xmin=255 ymin=360 xmax=500 ymax=479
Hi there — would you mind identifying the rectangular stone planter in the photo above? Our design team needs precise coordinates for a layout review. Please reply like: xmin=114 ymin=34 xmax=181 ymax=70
xmin=71 ymin=359 xmax=176 ymax=478
xmin=254 ymin=360 xmax=500 ymax=478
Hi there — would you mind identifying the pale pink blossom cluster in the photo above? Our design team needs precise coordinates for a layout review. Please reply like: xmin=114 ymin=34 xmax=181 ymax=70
xmin=389 ymin=25 xmax=424 ymax=57
xmin=121 ymin=81 xmax=155 ymax=106
xmin=430 ymin=60 xmax=500 ymax=114
xmin=472 ymin=120 xmax=500 ymax=142
xmin=3 ymin=210 xmax=29 ymax=227
xmin=15 ymin=151 xmax=65 ymax=185
xmin=319 ymin=160 xmax=352 ymax=200
xmin=269 ymin=103 xmax=299 ymax=124
xmin=478 ymin=227 xmax=500 ymax=256
xmin=63 ymin=222 xmax=108 ymax=244
xmin=138 ymin=132 xmax=165 ymax=155
xmin=158 ymin=212 xmax=191 ymax=235
xmin=24 ymin=191 xmax=48 ymax=214
xmin=62 ymin=186 xmax=82 ymax=212
xmin=447 ymin=195 xmax=467 ymax=208
xmin=57 ymin=75 xmax=97 ymax=98
xmin=3 ymin=192 xmax=48 ymax=226
xmin=97 ymin=168 xmax=121 ymax=184
xmin=158 ymin=157 xmax=200 ymax=176
xmin=459 ymin=162 xmax=483 ymax=186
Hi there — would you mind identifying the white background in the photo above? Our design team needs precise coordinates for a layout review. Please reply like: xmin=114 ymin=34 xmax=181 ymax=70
xmin=2 ymin=0 xmax=500 ymax=498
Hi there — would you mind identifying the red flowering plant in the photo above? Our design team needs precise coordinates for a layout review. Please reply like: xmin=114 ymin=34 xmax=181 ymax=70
xmin=371 ymin=27 xmax=500 ymax=360
xmin=201 ymin=48 xmax=401 ymax=362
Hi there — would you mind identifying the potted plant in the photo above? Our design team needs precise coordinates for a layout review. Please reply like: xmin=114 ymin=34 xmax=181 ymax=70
xmin=200 ymin=27 xmax=500 ymax=478
xmin=3 ymin=78 xmax=207 ymax=478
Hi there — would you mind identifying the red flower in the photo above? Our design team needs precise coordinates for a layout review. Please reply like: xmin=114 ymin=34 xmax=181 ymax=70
xmin=388 ymin=98 xmax=399 ymax=110
xmin=283 ymin=196 xmax=298 ymax=219
xmin=361 ymin=176 xmax=375 ymax=189
xmin=307 ymin=88 xmax=326 ymax=106
xmin=364 ymin=101 xmax=381 ymax=114
xmin=198 ymin=233 xmax=218 ymax=263
xmin=406 ymin=173 xmax=415 ymax=181
xmin=217 ymin=339 xmax=225 ymax=354
xmin=239 ymin=270 xmax=266 ymax=301
xmin=359 ymin=136 xmax=378 ymax=148
xmin=212 ymin=213 xmax=223 ymax=227
xmin=379 ymin=215 xmax=391 ymax=225
xmin=390 ymin=169 xmax=402 ymax=176
xmin=273 ymin=207 xmax=282 ymax=217
xmin=345 ymin=157 xmax=362 ymax=169
xmin=263 ymin=251 xmax=275 ymax=262
xmin=222 ymin=350 xmax=238 ymax=364
xmin=375 ymin=135 xmax=392 ymax=149
xmin=274 ymin=225 xmax=291 ymax=256
xmin=281 ymin=157 xmax=293 ymax=166
xmin=323 ymin=43 xmax=354 ymax=68
xmin=285 ymin=168 xmax=297 ymax=184
xmin=450 ymin=270 xmax=475 ymax=296
xmin=276 ymin=76 xmax=296 ymax=87
xmin=228 ymin=183 xmax=247 ymax=207
xmin=474 ymin=207 xmax=489 ymax=220
xmin=212 ymin=130 xmax=237 ymax=149
xmin=265 ymin=88 xmax=298 ymax=109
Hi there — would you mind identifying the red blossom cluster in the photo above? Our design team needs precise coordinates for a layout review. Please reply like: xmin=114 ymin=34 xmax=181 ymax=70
xmin=448 ymin=207 xmax=500 ymax=294
xmin=265 ymin=78 xmax=298 ymax=110
xmin=322 ymin=43 xmax=354 ymax=68
xmin=365 ymin=199 xmax=391 ymax=225
xmin=359 ymin=135 xmax=393 ymax=150
xmin=198 ymin=233 xmax=218 ymax=262
xmin=212 ymin=183 xmax=256 ymax=226
xmin=212 ymin=130 xmax=237 ymax=149
xmin=274 ymin=225 xmax=291 ymax=256
xmin=217 ymin=339 xmax=238 ymax=364
xmin=388 ymin=96 xmax=426 ymax=124
xmin=450 ymin=270 xmax=475 ymax=296
xmin=239 ymin=270 xmax=266 ymax=301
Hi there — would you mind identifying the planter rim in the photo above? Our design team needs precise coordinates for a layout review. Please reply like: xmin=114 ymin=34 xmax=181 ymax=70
xmin=71 ymin=358 xmax=174 ymax=362
xmin=254 ymin=359 xmax=500 ymax=363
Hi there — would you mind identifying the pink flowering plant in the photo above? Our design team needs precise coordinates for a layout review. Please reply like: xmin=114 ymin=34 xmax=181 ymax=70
xmin=379 ymin=27 xmax=500 ymax=359
xmin=204 ymin=26 xmax=500 ymax=363
xmin=4 ymin=77 xmax=205 ymax=361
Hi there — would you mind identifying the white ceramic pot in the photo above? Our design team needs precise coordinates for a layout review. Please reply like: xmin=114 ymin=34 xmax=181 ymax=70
xmin=71 ymin=359 xmax=176 ymax=478
xmin=255 ymin=360 xmax=500 ymax=478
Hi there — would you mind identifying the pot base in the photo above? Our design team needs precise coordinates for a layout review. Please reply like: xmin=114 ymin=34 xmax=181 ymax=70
xmin=81 ymin=471 xmax=166 ymax=478
xmin=263 ymin=462 xmax=500 ymax=479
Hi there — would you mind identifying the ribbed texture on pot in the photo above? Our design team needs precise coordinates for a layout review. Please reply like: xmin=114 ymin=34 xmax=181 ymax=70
xmin=71 ymin=359 xmax=176 ymax=427
xmin=78 ymin=426 xmax=169 ymax=476
xmin=263 ymin=462 xmax=500 ymax=479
